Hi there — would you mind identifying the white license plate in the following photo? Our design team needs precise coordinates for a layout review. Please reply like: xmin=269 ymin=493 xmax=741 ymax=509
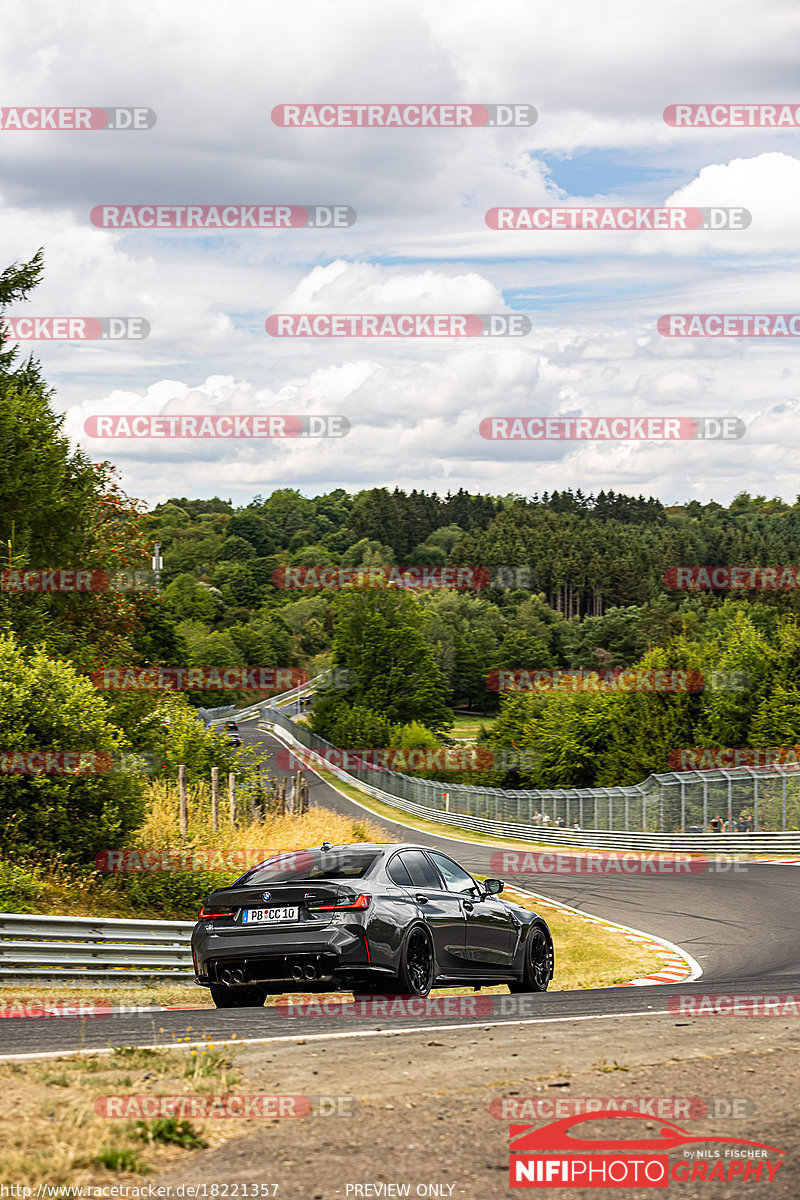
xmin=243 ymin=906 xmax=299 ymax=924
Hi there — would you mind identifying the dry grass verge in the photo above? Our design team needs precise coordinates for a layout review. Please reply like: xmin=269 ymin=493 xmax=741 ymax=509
xmin=0 ymin=1043 xmax=254 ymax=1185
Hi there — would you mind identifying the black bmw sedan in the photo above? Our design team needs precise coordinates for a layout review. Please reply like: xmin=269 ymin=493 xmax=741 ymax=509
xmin=191 ymin=841 xmax=554 ymax=1007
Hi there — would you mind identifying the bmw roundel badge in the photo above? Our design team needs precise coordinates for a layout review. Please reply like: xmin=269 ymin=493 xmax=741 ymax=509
xmin=262 ymin=891 xmax=271 ymax=901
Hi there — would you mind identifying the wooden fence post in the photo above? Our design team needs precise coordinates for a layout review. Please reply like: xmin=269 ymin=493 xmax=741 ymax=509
xmin=259 ymin=765 xmax=268 ymax=819
xmin=278 ymin=777 xmax=286 ymax=817
xmin=179 ymin=765 xmax=188 ymax=842
xmin=228 ymin=772 xmax=236 ymax=826
xmin=211 ymin=767 xmax=220 ymax=833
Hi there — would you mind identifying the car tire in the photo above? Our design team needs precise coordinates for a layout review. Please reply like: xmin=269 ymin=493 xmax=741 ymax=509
xmin=209 ymin=983 xmax=266 ymax=1008
xmin=509 ymin=926 xmax=552 ymax=993
xmin=387 ymin=924 xmax=435 ymax=997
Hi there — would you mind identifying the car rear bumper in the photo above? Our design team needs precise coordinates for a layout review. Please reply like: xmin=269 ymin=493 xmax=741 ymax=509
xmin=192 ymin=923 xmax=383 ymax=988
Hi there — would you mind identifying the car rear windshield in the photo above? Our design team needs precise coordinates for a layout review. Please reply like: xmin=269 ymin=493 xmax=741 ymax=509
xmin=237 ymin=848 xmax=381 ymax=884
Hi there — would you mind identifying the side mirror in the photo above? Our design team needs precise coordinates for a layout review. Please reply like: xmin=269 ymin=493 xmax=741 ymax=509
xmin=483 ymin=878 xmax=504 ymax=896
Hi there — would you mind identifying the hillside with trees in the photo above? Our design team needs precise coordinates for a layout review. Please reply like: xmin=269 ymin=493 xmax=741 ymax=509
xmin=4 ymin=250 xmax=800 ymax=866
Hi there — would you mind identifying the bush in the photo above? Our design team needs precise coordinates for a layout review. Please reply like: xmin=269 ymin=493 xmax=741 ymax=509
xmin=0 ymin=861 xmax=46 ymax=910
xmin=309 ymin=695 xmax=396 ymax=748
xmin=0 ymin=636 xmax=146 ymax=863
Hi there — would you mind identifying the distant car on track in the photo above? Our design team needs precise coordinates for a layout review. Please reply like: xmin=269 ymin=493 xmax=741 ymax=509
xmin=222 ymin=720 xmax=242 ymax=748
xmin=191 ymin=842 xmax=554 ymax=1007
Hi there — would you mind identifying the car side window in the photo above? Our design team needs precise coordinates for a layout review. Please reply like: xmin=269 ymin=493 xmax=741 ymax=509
xmin=428 ymin=851 xmax=479 ymax=895
xmin=386 ymin=855 xmax=413 ymax=886
xmin=398 ymin=850 xmax=442 ymax=889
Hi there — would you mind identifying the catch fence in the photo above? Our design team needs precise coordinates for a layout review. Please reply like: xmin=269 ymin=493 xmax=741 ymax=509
xmin=261 ymin=706 xmax=800 ymax=835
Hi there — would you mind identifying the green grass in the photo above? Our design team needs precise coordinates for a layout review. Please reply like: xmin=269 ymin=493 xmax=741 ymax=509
xmin=90 ymin=1147 xmax=146 ymax=1173
xmin=133 ymin=1119 xmax=208 ymax=1149
xmin=449 ymin=713 xmax=496 ymax=740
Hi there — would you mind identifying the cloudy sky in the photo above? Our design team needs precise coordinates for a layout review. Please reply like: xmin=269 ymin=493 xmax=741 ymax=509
xmin=2 ymin=0 xmax=800 ymax=507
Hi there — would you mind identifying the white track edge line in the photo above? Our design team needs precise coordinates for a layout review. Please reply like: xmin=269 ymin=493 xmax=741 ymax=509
xmin=0 ymin=1007 xmax=680 ymax=1062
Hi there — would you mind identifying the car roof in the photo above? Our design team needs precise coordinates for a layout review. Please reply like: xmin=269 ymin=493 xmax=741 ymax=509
xmin=296 ymin=842 xmax=452 ymax=855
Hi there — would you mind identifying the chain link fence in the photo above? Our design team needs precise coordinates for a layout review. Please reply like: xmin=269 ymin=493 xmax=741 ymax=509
xmin=261 ymin=705 xmax=800 ymax=834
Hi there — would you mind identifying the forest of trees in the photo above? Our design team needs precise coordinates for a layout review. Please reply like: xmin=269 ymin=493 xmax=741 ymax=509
xmin=5 ymin=249 xmax=800 ymax=859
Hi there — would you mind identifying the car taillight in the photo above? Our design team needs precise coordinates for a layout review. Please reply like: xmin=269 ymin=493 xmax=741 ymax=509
xmin=198 ymin=906 xmax=234 ymax=920
xmin=306 ymin=894 xmax=371 ymax=912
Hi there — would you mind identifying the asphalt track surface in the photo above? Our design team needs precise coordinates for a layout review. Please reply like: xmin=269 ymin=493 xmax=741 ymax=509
xmin=3 ymin=716 xmax=800 ymax=1059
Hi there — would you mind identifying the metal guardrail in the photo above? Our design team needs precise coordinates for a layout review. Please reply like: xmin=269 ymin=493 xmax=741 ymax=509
xmin=201 ymin=670 xmax=800 ymax=840
xmin=197 ymin=703 xmax=238 ymax=724
xmin=261 ymin=714 xmax=800 ymax=852
xmin=0 ymin=914 xmax=195 ymax=986
xmin=204 ymin=675 xmax=325 ymax=726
